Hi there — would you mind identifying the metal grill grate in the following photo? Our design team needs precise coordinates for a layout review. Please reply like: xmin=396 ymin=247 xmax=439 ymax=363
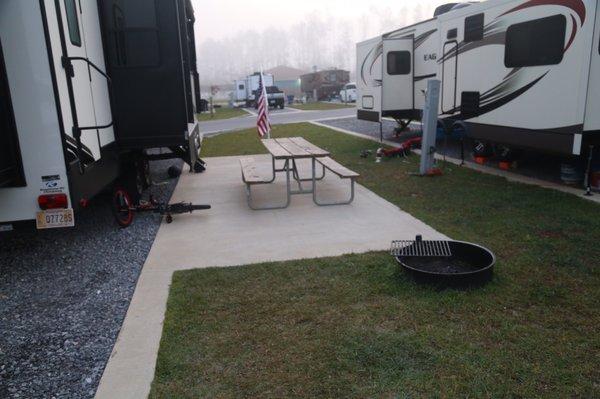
xmin=391 ymin=236 xmax=452 ymax=257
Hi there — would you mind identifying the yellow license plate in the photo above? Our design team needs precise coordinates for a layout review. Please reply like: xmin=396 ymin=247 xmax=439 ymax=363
xmin=36 ymin=209 xmax=75 ymax=229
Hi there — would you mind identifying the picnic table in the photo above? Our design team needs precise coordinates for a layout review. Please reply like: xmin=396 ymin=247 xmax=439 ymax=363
xmin=240 ymin=137 xmax=359 ymax=210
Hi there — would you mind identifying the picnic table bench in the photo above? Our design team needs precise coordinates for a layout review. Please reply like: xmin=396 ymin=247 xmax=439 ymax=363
xmin=239 ymin=137 xmax=359 ymax=210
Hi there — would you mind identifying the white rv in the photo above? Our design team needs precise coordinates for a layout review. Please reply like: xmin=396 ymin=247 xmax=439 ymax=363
xmin=234 ymin=79 xmax=248 ymax=102
xmin=246 ymin=73 xmax=274 ymax=106
xmin=358 ymin=0 xmax=600 ymax=156
xmin=0 ymin=0 xmax=202 ymax=231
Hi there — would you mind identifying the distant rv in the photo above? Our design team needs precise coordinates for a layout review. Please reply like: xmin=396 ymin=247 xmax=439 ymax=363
xmin=357 ymin=0 xmax=600 ymax=156
xmin=233 ymin=73 xmax=274 ymax=107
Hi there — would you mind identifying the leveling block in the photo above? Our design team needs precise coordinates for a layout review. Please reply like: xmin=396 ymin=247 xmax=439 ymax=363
xmin=112 ymin=190 xmax=211 ymax=228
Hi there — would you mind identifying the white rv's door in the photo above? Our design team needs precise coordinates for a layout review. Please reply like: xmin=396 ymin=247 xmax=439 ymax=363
xmin=441 ymin=41 xmax=458 ymax=115
xmin=382 ymin=37 xmax=413 ymax=112
xmin=58 ymin=0 xmax=103 ymax=161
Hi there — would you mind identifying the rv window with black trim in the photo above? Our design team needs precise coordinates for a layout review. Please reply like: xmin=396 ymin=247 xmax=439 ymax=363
xmin=464 ymin=13 xmax=484 ymax=42
xmin=387 ymin=51 xmax=411 ymax=75
xmin=504 ymin=15 xmax=566 ymax=68
xmin=64 ymin=0 xmax=81 ymax=47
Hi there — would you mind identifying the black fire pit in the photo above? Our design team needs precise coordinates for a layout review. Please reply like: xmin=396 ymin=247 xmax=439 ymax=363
xmin=392 ymin=237 xmax=495 ymax=287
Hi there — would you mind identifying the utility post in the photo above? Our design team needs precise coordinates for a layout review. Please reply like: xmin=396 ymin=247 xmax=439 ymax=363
xmin=420 ymin=79 xmax=441 ymax=176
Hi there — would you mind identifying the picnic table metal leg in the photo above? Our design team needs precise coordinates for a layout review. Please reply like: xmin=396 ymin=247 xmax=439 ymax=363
xmin=313 ymin=175 xmax=356 ymax=206
xmin=245 ymin=159 xmax=291 ymax=210
xmin=263 ymin=156 xmax=276 ymax=183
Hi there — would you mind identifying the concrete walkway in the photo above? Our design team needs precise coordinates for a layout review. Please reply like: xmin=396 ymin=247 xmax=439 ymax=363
xmin=95 ymin=155 xmax=446 ymax=398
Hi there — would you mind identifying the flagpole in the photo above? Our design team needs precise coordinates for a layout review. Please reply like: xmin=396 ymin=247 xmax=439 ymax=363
xmin=261 ymin=70 xmax=271 ymax=139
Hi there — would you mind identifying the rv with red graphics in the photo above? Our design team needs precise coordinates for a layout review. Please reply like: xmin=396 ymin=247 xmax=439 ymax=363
xmin=357 ymin=0 xmax=600 ymax=155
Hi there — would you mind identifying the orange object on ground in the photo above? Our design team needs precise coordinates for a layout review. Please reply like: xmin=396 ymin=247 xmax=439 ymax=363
xmin=499 ymin=161 xmax=511 ymax=171
xmin=425 ymin=168 xmax=443 ymax=177
xmin=591 ymin=171 xmax=600 ymax=189
xmin=474 ymin=156 xmax=488 ymax=165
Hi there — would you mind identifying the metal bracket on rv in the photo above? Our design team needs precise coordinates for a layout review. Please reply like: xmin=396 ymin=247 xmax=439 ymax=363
xmin=61 ymin=56 xmax=75 ymax=78
xmin=62 ymin=56 xmax=112 ymax=82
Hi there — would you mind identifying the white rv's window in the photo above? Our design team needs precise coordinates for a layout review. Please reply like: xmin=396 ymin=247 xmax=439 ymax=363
xmin=464 ymin=14 xmax=484 ymax=43
xmin=239 ymin=84 xmax=245 ymax=90
xmin=387 ymin=51 xmax=411 ymax=75
xmin=64 ymin=0 xmax=81 ymax=47
xmin=505 ymin=15 xmax=566 ymax=68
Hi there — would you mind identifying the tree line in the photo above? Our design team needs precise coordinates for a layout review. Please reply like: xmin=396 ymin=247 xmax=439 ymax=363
xmin=197 ymin=4 xmax=437 ymax=85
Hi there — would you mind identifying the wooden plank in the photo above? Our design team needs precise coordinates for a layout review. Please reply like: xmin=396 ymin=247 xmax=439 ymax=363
xmin=239 ymin=158 xmax=265 ymax=184
xmin=317 ymin=157 xmax=360 ymax=178
xmin=261 ymin=139 xmax=290 ymax=159
xmin=275 ymin=138 xmax=312 ymax=158
xmin=289 ymin=137 xmax=330 ymax=157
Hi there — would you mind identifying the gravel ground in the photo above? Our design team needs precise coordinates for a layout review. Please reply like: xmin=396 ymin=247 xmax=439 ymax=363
xmin=0 ymin=159 xmax=183 ymax=399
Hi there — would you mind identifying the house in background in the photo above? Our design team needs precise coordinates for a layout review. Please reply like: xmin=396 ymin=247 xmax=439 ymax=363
xmin=301 ymin=68 xmax=350 ymax=101
xmin=265 ymin=65 xmax=308 ymax=98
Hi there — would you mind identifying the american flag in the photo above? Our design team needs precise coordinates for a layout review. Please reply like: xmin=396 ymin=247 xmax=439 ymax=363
xmin=256 ymin=73 xmax=271 ymax=138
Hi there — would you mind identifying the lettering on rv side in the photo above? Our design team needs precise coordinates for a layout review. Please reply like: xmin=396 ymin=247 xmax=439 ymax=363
xmin=424 ymin=53 xmax=437 ymax=61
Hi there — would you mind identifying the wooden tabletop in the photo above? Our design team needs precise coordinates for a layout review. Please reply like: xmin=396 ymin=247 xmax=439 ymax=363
xmin=261 ymin=137 xmax=330 ymax=159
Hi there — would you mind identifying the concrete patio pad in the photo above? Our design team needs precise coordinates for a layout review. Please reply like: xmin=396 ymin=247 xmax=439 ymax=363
xmin=96 ymin=155 xmax=446 ymax=399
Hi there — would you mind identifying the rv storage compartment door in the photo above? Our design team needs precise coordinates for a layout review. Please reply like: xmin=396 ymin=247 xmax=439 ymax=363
xmin=383 ymin=37 xmax=414 ymax=113
xmin=100 ymin=0 xmax=194 ymax=149
xmin=0 ymin=38 xmax=24 ymax=188
xmin=441 ymin=41 xmax=458 ymax=114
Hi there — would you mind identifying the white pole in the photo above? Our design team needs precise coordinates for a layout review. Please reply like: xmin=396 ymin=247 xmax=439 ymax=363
xmin=420 ymin=79 xmax=441 ymax=175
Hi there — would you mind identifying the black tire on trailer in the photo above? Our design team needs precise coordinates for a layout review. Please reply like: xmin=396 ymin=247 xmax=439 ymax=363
xmin=112 ymin=188 xmax=134 ymax=228
xmin=168 ymin=165 xmax=182 ymax=178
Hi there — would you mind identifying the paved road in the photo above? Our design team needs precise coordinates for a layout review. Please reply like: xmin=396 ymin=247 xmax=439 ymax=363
xmin=199 ymin=107 xmax=356 ymax=136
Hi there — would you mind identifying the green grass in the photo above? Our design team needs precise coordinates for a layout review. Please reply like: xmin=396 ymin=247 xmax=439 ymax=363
xmin=197 ymin=107 xmax=248 ymax=121
xmin=150 ymin=123 xmax=600 ymax=398
xmin=289 ymin=102 xmax=355 ymax=111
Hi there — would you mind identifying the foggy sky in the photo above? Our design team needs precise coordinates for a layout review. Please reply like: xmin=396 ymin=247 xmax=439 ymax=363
xmin=191 ymin=0 xmax=449 ymax=85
